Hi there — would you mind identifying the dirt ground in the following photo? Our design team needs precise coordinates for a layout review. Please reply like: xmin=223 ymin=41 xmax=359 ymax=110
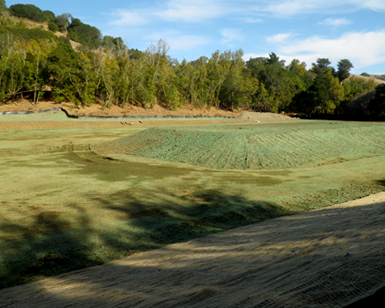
xmin=0 ymin=100 xmax=243 ymax=118
xmin=0 ymin=193 xmax=384 ymax=307
xmin=1 ymin=101 xmax=384 ymax=307
xmin=0 ymin=100 xmax=294 ymax=131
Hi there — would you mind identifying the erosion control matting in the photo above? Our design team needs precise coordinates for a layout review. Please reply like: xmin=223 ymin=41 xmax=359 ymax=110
xmin=1 ymin=192 xmax=385 ymax=307
xmin=94 ymin=121 xmax=385 ymax=169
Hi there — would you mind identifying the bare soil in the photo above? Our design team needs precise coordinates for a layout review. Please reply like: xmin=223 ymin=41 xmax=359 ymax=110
xmin=0 ymin=100 xmax=294 ymax=131
xmin=0 ymin=100 xmax=242 ymax=118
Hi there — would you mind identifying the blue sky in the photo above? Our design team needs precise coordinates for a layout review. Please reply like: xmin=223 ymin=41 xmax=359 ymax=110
xmin=5 ymin=0 xmax=385 ymax=73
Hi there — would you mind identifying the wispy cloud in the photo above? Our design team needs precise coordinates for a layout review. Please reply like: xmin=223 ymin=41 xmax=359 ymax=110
xmin=355 ymin=0 xmax=385 ymax=11
xmin=221 ymin=28 xmax=244 ymax=44
xmin=156 ymin=0 xmax=227 ymax=22
xmin=319 ymin=18 xmax=352 ymax=26
xmin=242 ymin=17 xmax=263 ymax=24
xmin=266 ymin=33 xmax=292 ymax=43
xmin=109 ymin=9 xmax=149 ymax=26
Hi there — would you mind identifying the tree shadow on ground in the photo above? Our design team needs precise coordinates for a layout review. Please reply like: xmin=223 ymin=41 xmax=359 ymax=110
xmin=1 ymin=195 xmax=385 ymax=307
xmin=90 ymin=188 xmax=290 ymax=250
xmin=0 ymin=205 xmax=103 ymax=289
xmin=377 ymin=179 xmax=385 ymax=188
xmin=0 ymin=189 xmax=287 ymax=289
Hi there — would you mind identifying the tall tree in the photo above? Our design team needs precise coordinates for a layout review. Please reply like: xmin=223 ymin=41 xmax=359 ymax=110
xmin=55 ymin=13 xmax=71 ymax=33
xmin=315 ymin=58 xmax=331 ymax=69
xmin=25 ymin=38 xmax=56 ymax=105
xmin=267 ymin=52 xmax=285 ymax=67
xmin=368 ymin=84 xmax=385 ymax=120
xmin=337 ymin=59 xmax=354 ymax=82
xmin=46 ymin=41 xmax=78 ymax=103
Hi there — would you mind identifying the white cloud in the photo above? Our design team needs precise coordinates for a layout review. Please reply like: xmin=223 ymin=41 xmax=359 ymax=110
xmin=110 ymin=9 xmax=149 ymax=26
xmin=221 ymin=28 xmax=244 ymax=43
xmin=319 ymin=18 xmax=352 ymax=26
xmin=263 ymin=0 xmax=319 ymax=16
xmin=266 ymin=33 xmax=292 ymax=43
xmin=244 ymin=31 xmax=385 ymax=72
xmin=278 ymin=31 xmax=385 ymax=69
xmin=156 ymin=0 xmax=227 ymax=22
xmin=355 ymin=0 xmax=385 ymax=11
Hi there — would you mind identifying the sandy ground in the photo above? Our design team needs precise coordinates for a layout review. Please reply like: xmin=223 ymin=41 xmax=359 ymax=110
xmin=0 ymin=193 xmax=384 ymax=307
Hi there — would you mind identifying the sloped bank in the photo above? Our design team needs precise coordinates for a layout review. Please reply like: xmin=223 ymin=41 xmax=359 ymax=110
xmin=93 ymin=121 xmax=385 ymax=170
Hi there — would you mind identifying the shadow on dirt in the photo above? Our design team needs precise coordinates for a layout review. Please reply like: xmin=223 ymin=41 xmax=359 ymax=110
xmin=0 ymin=206 xmax=102 ymax=289
xmin=1 ymin=193 xmax=385 ymax=307
xmin=0 ymin=189 xmax=287 ymax=290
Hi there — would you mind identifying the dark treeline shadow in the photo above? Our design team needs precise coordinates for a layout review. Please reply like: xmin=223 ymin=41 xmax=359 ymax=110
xmin=0 ymin=189 xmax=287 ymax=289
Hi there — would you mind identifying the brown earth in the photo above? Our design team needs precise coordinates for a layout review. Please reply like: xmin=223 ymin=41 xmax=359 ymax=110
xmin=0 ymin=100 xmax=294 ymax=131
xmin=0 ymin=100 xmax=241 ymax=117
xmin=0 ymin=193 xmax=384 ymax=307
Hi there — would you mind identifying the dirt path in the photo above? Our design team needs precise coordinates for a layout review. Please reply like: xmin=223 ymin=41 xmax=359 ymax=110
xmin=1 ymin=193 xmax=384 ymax=307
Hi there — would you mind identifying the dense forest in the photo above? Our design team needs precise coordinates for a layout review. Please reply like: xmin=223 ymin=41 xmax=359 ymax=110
xmin=0 ymin=1 xmax=384 ymax=120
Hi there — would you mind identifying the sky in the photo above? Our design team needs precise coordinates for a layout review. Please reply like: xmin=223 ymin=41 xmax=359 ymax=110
xmin=5 ymin=0 xmax=385 ymax=73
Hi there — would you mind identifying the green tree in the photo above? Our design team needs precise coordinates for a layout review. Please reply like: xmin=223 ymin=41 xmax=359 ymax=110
xmin=246 ymin=55 xmax=309 ymax=113
xmin=337 ymin=59 xmax=354 ymax=82
xmin=315 ymin=58 xmax=331 ymax=69
xmin=54 ymin=13 xmax=71 ymax=33
xmin=368 ymin=84 xmax=385 ymax=120
xmin=218 ymin=50 xmax=258 ymax=110
xmin=25 ymin=38 xmax=56 ymax=105
xmin=46 ymin=41 xmax=78 ymax=103
xmin=295 ymin=63 xmax=344 ymax=115
xmin=9 ymin=4 xmax=46 ymax=22
xmin=48 ymin=21 xmax=59 ymax=32
xmin=267 ymin=52 xmax=285 ymax=67
xmin=68 ymin=18 xmax=102 ymax=49
xmin=0 ymin=37 xmax=27 ymax=102
xmin=43 ymin=10 xmax=55 ymax=22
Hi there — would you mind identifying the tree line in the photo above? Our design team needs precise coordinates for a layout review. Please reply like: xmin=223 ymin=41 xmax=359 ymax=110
xmin=0 ymin=1 xmax=384 ymax=120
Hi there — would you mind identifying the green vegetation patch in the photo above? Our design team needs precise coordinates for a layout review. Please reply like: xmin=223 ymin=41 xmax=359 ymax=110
xmin=94 ymin=121 xmax=385 ymax=169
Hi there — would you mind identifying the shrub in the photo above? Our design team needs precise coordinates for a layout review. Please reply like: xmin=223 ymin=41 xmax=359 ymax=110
xmin=48 ymin=21 xmax=58 ymax=32
xmin=9 ymin=4 xmax=46 ymax=22
xmin=43 ymin=10 xmax=55 ymax=22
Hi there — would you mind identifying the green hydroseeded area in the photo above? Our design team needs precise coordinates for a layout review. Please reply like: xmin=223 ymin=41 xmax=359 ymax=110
xmin=94 ymin=121 xmax=385 ymax=169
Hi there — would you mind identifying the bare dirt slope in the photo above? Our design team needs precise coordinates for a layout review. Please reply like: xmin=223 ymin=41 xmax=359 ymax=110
xmin=1 ymin=193 xmax=385 ymax=307
xmin=0 ymin=100 xmax=294 ymax=131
